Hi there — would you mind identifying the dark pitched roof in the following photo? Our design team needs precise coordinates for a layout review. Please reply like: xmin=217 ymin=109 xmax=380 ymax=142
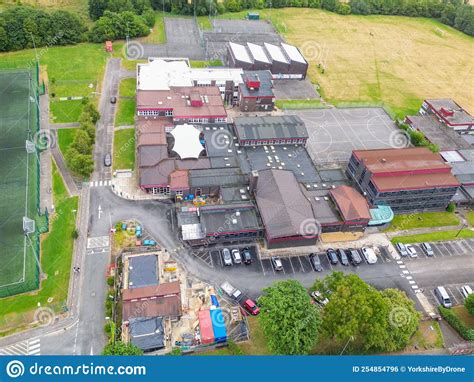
xmin=330 ymin=185 xmax=371 ymax=221
xmin=129 ymin=317 xmax=165 ymax=352
xmin=255 ymin=169 xmax=314 ymax=239
xmin=122 ymin=281 xmax=180 ymax=301
xmin=234 ymin=115 xmax=308 ymax=141
xmin=123 ymin=295 xmax=182 ymax=322
xmin=128 ymin=255 xmax=158 ymax=289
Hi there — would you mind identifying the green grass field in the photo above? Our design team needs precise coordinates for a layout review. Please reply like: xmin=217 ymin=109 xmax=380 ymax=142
xmin=385 ymin=212 xmax=460 ymax=232
xmin=119 ymin=78 xmax=136 ymax=98
xmin=57 ymin=128 xmax=79 ymax=156
xmin=115 ymin=99 xmax=136 ymax=126
xmin=0 ymin=43 xmax=108 ymax=123
xmin=466 ymin=211 xmax=474 ymax=226
xmin=113 ymin=129 xmax=135 ymax=170
xmin=391 ymin=229 xmax=474 ymax=244
xmin=0 ymin=159 xmax=78 ymax=332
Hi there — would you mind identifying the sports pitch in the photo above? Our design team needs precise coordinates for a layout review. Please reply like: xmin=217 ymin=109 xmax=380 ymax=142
xmin=0 ymin=69 xmax=40 ymax=298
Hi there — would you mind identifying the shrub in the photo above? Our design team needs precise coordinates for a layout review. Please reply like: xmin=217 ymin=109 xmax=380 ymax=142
xmin=446 ymin=202 xmax=456 ymax=213
xmin=465 ymin=294 xmax=474 ymax=315
xmin=107 ymin=276 xmax=115 ymax=288
xmin=439 ymin=306 xmax=474 ymax=341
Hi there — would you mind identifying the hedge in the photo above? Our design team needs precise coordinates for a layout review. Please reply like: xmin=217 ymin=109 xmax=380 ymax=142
xmin=438 ymin=306 xmax=474 ymax=341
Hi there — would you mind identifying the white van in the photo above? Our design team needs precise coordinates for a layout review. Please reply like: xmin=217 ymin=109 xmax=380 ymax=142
xmin=435 ymin=286 xmax=452 ymax=308
xmin=460 ymin=285 xmax=473 ymax=299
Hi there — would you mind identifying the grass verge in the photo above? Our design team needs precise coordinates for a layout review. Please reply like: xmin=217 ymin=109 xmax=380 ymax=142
xmin=115 ymin=99 xmax=136 ymax=126
xmin=190 ymin=60 xmax=223 ymax=68
xmin=119 ymin=78 xmax=136 ymax=98
xmin=391 ymin=229 xmax=474 ymax=244
xmin=466 ymin=211 xmax=474 ymax=226
xmin=385 ymin=212 xmax=460 ymax=232
xmin=275 ymin=99 xmax=325 ymax=109
xmin=57 ymin=128 xmax=79 ymax=156
xmin=113 ymin=129 xmax=135 ymax=170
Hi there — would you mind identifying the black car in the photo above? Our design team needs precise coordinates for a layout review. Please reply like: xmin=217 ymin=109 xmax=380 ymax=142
xmin=110 ymin=96 xmax=117 ymax=104
xmin=309 ymin=253 xmax=323 ymax=272
xmin=337 ymin=249 xmax=349 ymax=266
xmin=326 ymin=248 xmax=338 ymax=265
xmin=241 ymin=248 xmax=252 ymax=265
xmin=347 ymin=248 xmax=362 ymax=266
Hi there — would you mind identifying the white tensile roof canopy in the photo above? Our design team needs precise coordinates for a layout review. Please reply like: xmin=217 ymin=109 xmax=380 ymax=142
xmin=171 ymin=124 xmax=204 ymax=159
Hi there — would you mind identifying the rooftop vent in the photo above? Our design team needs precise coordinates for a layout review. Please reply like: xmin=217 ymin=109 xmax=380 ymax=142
xmin=232 ymin=218 xmax=238 ymax=224
xmin=381 ymin=158 xmax=387 ymax=163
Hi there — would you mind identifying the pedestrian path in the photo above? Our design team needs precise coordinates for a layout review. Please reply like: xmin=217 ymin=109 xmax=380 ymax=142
xmin=0 ymin=338 xmax=41 ymax=356
xmin=89 ymin=180 xmax=112 ymax=188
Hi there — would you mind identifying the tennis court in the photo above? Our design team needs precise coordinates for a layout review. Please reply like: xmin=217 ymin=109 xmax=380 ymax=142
xmin=0 ymin=69 xmax=41 ymax=298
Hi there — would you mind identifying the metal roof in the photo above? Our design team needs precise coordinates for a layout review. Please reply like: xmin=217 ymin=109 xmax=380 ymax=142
xmin=129 ymin=317 xmax=165 ymax=352
xmin=128 ymin=254 xmax=158 ymax=289
xmin=188 ymin=167 xmax=247 ymax=188
xmin=199 ymin=203 xmax=260 ymax=234
xmin=234 ymin=115 xmax=308 ymax=141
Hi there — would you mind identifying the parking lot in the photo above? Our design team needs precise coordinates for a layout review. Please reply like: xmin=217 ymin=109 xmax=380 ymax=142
xmin=397 ymin=238 xmax=474 ymax=262
xmin=286 ymin=108 xmax=399 ymax=164
xmin=194 ymin=245 xmax=394 ymax=277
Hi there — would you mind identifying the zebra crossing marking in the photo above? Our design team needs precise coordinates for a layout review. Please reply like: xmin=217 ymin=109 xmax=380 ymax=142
xmin=0 ymin=339 xmax=40 ymax=356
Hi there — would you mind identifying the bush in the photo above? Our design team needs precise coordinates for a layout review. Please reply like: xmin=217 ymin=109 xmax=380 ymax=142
xmin=72 ymin=229 xmax=79 ymax=239
xmin=439 ymin=306 xmax=474 ymax=341
xmin=465 ymin=294 xmax=474 ymax=315
xmin=107 ymin=276 xmax=115 ymax=287
xmin=446 ymin=202 xmax=456 ymax=213
xmin=227 ymin=340 xmax=244 ymax=355
xmin=89 ymin=11 xmax=150 ymax=42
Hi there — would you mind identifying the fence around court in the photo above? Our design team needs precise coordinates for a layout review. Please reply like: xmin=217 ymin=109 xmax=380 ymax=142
xmin=0 ymin=62 xmax=47 ymax=298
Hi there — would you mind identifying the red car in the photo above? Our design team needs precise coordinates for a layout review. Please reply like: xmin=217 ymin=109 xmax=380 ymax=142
xmin=243 ymin=299 xmax=260 ymax=316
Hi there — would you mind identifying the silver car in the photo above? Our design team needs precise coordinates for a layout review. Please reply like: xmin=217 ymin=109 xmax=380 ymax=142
xmin=231 ymin=249 xmax=242 ymax=264
xmin=421 ymin=242 xmax=434 ymax=256
xmin=395 ymin=242 xmax=408 ymax=257
xmin=222 ymin=248 xmax=232 ymax=266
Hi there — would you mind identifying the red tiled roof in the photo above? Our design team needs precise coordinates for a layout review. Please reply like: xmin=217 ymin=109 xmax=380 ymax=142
xmin=373 ymin=172 xmax=460 ymax=192
xmin=122 ymin=295 xmax=182 ymax=321
xmin=330 ymin=185 xmax=371 ymax=221
xmin=169 ymin=170 xmax=189 ymax=190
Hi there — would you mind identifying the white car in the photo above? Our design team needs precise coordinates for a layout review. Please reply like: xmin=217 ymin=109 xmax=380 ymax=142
xmin=231 ymin=249 xmax=242 ymax=264
xmin=405 ymin=244 xmax=418 ymax=258
xmin=271 ymin=256 xmax=283 ymax=271
xmin=461 ymin=285 xmax=473 ymax=299
xmin=361 ymin=247 xmax=377 ymax=264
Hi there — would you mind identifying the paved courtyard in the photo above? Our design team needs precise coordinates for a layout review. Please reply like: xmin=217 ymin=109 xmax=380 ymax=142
xmin=286 ymin=108 xmax=400 ymax=164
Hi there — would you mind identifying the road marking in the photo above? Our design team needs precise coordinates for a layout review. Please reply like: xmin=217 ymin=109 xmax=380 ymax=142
xmin=399 ymin=265 xmax=406 ymax=269
xmin=406 ymin=276 xmax=413 ymax=280
xmin=28 ymin=339 xmax=41 ymax=355
xmin=87 ymin=236 xmax=110 ymax=249
xmin=0 ymin=339 xmax=40 ymax=356
xmin=447 ymin=287 xmax=459 ymax=304
xmin=99 ymin=180 xmax=103 ymax=187
xmin=409 ymin=280 xmax=416 ymax=284
xmin=396 ymin=260 xmax=404 ymax=264
xmin=402 ymin=270 xmax=409 ymax=274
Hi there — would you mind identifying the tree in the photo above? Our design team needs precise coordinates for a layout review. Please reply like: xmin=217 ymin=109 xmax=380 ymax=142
xmin=313 ymin=272 xmax=391 ymax=353
xmin=102 ymin=341 xmax=143 ymax=355
xmin=258 ymin=280 xmax=320 ymax=355
xmin=71 ymin=129 xmax=92 ymax=155
xmin=465 ymin=294 xmax=474 ymax=315
xmin=82 ymin=102 xmax=101 ymax=124
xmin=446 ymin=202 xmax=456 ymax=213
xmin=381 ymin=289 xmax=420 ymax=351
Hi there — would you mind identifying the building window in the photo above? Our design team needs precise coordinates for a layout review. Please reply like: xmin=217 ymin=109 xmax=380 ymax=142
xmin=165 ymin=110 xmax=173 ymax=117
xmin=256 ymin=98 xmax=262 ymax=104
xmin=175 ymin=190 xmax=183 ymax=196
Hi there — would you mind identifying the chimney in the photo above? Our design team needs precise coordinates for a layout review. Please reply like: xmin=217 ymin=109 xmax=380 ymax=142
xmin=244 ymin=73 xmax=260 ymax=90
xmin=249 ymin=170 xmax=259 ymax=195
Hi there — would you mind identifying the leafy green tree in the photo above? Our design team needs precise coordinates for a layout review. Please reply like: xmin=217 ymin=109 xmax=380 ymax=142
xmin=258 ymin=280 xmax=320 ymax=355
xmin=409 ymin=130 xmax=427 ymax=147
xmin=82 ymin=102 xmax=101 ymax=124
xmin=465 ymin=294 xmax=474 ymax=315
xmin=224 ymin=0 xmax=242 ymax=12
xmin=313 ymin=272 xmax=391 ymax=353
xmin=102 ymin=341 xmax=143 ymax=355
xmin=381 ymin=289 xmax=421 ymax=351
xmin=71 ymin=129 xmax=92 ymax=155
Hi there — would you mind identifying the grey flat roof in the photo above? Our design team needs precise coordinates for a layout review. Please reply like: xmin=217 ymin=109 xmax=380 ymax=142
xmin=188 ymin=167 xmax=247 ymax=188
xmin=407 ymin=114 xmax=471 ymax=150
xmin=425 ymin=99 xmax=474 ymax=125
xmin=199 ymin=204 xmax=260 ymax=234
xmin=129 ymin=317 xmax=165 ymax=352
xmin=128 ymin=255 xmax=158 ymax=289
xmin=220 ymin=186 xmax=250 ymax=203
xmin=304 ymin=189 xmax=341 ymax=225
xmin=240 ymin=70 xmax=274 ymax=98
xmin=235 ymin=115 xmax=308 ymax=141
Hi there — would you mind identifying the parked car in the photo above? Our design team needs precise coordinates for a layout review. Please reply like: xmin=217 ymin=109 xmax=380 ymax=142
xmin=361 ymin=247 xmax=377 ymax=264
xmin=143 ymin=239 xmax=156 ymax=246
xmin=221 ymin=248 xmax=232 ymax=266
xmin=271 ymin=256 xmax=283 ymax=271
xmin=406 ymin=244 xmax=418 ymax=258
xmin=347 ymin=248 xmax=362 ymax=266
xmin=434 ymin=286 xmax=452 ymax=308
xmin=395 ymin=242 xmax=408 ymax=257
xmin=326 ymin=248 xmax=339 ymax=265
xmin=221 ymin=281 xmax=242 ymax=300
xmin=243 ymin=299 xmax=260 ymax=316
xmin=421 ymin=242 xmax=434 ymax=257
xmin=110 ymin=96 xmax=117 ymax=104
xmin=135 ymin=225 xmax=142 ymax=238
xmin=311 ymin=291 xmax=329 ymax=307
xmin=241 ymin=248 xmax=252 ymax=264
xmin=231 ymin=248 xmax=242 ymax=264
xmin=309 ymin=253 xmax=323 ymax=272
xmin=460 ymin=285 xmax=473 ymax=299
xmin=336 ymin=249 xmax=349 ymax=266
xmin=104 ymin=153 xmax=112 ymax=167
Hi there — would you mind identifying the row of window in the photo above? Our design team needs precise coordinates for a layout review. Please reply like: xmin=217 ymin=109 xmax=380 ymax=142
xmin=241 ymin=138 xmax=305 ymax=146
xmin=138 ymin=110 xmax=173 ymax=117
